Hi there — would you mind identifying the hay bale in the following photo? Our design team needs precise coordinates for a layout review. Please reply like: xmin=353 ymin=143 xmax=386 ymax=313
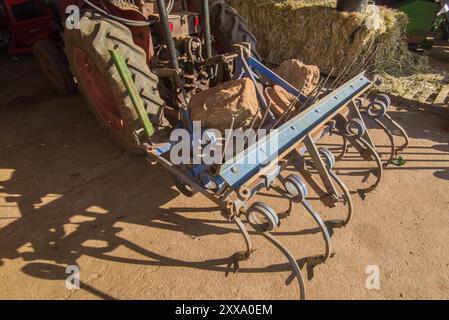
xmin=227 ymin=0 xmax=443 ymax=100
xmin=227 ymin=0 xmax=370 ymax=74
xmin=228 ymin=0 xmax=426 ymax=75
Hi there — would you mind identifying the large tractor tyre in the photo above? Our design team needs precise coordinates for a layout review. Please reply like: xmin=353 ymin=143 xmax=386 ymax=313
xmin=33 ymin=40 xmax=76 ymax=95
xmin=64 ymin=11 xmax=166 ymax=154
xmin=209 ymin=1 xmax=261 ymax=60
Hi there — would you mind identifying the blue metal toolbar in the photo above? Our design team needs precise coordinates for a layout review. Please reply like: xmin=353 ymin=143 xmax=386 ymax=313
xmin=219 ymin=73 xmax=371 ymax=188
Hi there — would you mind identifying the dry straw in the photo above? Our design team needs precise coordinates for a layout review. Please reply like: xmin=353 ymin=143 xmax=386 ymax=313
xmin=228 ymin=0 xmax=448 ymax=99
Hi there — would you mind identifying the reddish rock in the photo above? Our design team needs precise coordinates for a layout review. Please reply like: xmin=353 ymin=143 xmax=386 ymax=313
xmin=188 ymin=78 xmax=261 ymax=132
xmin=275 ymin=59 xmax=320 ymax=95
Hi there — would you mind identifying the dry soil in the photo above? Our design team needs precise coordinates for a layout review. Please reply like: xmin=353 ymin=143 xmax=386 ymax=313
xmin=1 ymin=52 xmax=449 ymax=299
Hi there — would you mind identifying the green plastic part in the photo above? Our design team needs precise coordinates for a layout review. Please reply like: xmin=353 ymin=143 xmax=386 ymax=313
xmin=109 ymin=49 xmax=155 ymax=139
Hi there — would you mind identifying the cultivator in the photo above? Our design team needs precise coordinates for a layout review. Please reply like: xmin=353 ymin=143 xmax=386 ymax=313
xmin=45 ymin=0 xmax=410 ymax=299
xmin=112 ymin=44 xmax=409 ymax=299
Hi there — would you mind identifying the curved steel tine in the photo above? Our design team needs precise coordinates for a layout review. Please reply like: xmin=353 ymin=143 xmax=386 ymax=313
xmin=336 ymin=136 xmax=349 ymax=161
xmin=274 ymin=175 xmax=295 ymax=218
xmin=328 ymin=169 xmax=354 ymax=227
xmin=306 ymin=147 xmax=353 ymax=227
xmin=285 ymin=199 xmax=295 ymax=217
xmin=246 ymin=203 xmax=306 ymax=300
xmin=384 ymin=113 xmax=409 ymax=152
xmin=358 ymin=136 xmax=383 ymax=192
xmin=301 ymin=200 xmax=332 ymax=263
xmin=262 ymin=232 xmax=306 ymax=300
xmin=371 ymin=117 xmax=396 ymax=167
xmin=361 ymin=99 xmax=396 ymax=166
xmin=317 ymin=147 xmax=353 ymax=227
xmin=233 ymin=216 xmax=253 ymax=259
xmin=341 ymin=118 xmax=384 ymax=193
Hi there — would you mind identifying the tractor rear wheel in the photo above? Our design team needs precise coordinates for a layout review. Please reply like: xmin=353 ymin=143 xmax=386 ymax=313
xmin=33 ymin=40 xmax=76 ymax=95
xmin=209 ymin=0 xmax=260 ymax=59
xmin=64 ymin=11 xmax=166 ymax=154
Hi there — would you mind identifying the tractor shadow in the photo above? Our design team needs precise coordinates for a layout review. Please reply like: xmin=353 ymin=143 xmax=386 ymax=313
xmin=0 ymin=50 xmax=348 ymax=298
xmin=1 ymin=50 xmax=448 ymax=298
xmin=0 ymin=148 xmax=329 ymax=298
xmin=0 ymin=60 xmax=330 ymax=297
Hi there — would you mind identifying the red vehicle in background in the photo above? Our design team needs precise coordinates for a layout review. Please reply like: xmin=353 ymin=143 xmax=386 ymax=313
xmin=1 ymin=0 xmax=54 ymax=54
xmin=0 ymin=0 xmax=75 ymax=94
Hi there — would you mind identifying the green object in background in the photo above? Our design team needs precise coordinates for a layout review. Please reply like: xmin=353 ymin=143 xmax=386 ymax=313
xmin=396 ymin=0 xmax=440 ymax=33
xmin=109 ymin=49 xmax=155 ymax=139
xmin=392 ymin=156 xmax=407 ymax=167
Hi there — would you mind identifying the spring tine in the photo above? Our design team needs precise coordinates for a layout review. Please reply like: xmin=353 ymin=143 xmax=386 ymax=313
xmin=318 ymin=68 xmax=336 ymax=96
xmin=298 ymin=86 xmax=319 ymax=112
xmin=302 ymin=200 xmax=332 ymax=262
xmin=346 ymin=49 xmax=377 ymax=82
xmin=344 ymin=38 xmax=386 ymax=84
xmin=384 ymin=114 xmax=410 ymax=152
xmin=300 ymin=77 xmax=325 ymax=111
xmin=258 ymin=101 xmax=272 ymax=132
xmin=239 ymin=108 xmax=261 ymax=154
xmin=310 ymin=68 xmax=335 ymax=105
xmin=232 ymin=216 xmax=253 ymax=259
xmin=275 ymin=80 xmax=310 ymax=128
xmin=329 ymin=41 xmax=367 ymax=91
xmin=329 ymin=52 xmax=359 ymax=90
xmin=333 ymin=35 xmax=376 ymax=89
xmin=271 ymin=97 xmax=299 ymax=129
xmin=249 ymin=101 xmax=273 ymax=146
xmin=348 ymin=36 xmax=377 ymax=74
xmin=309 ymin=85 xmax=324 ymax=106
xmin=221 ymin=116 xmax=235 ymax=164
xmin=307 ymin=77 xmax=327 ymax=106
xmin=336 ymin=48 xmax=368 ymax=87
xmin=373 ymin=118 xmax=396 ymax=167
xmin=286 ymin=81 xmax=306 ymax=121
xmin=284 ymin=103 xmax=299 ymax=125
xmin=276 ymin=79 xmax=308 ymax=126
xmin=328 ymin=169 xmax=354 ymax=227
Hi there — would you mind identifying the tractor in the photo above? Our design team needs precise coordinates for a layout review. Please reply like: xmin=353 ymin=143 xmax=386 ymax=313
xmin=0 ymin=0 xmax=75 ymax=93
xmin=31 ymin=0 xmax=259 ymax=154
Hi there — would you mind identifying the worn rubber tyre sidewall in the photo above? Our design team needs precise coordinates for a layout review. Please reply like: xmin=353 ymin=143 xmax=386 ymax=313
xmin=64 ymin=12 xmax=164 ymax=154
xmin=33 ymin=39 xmax=76 ymax=96
xmin=209 ymin=1 xmax=260 ymax=59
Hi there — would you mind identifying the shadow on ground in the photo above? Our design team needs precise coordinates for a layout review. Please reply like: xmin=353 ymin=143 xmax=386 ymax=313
xmin=1 ymin=50 xmax=448 ymax=299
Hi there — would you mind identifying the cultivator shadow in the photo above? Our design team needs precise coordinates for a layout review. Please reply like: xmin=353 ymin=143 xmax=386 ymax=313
xmin=111 ymin=43 xmax=409 ymax=299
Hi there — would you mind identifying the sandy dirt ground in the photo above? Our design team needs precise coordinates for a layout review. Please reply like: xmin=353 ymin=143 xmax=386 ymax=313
xmin=1 ymin=51 xmax=449 ymax=300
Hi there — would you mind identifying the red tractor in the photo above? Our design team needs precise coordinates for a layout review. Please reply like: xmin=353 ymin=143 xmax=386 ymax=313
xmin=29 ymin=0 xmax=259 ymax=153
xmin=0 ymin=0 xmax=76 ymax=94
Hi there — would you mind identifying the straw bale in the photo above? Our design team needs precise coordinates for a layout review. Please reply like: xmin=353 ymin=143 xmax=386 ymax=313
xmin=227 ymin=0 xmax=445 ymax=98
